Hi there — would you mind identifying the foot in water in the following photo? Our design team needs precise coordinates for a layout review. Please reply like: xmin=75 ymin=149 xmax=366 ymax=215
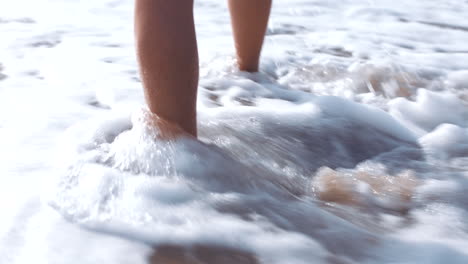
xmin=139 ymin=109 xmax=196 ymax=140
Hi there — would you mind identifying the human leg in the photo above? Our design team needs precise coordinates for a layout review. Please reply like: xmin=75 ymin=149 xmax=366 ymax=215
xmin=228 ymin=0 xmax=272 ymax=72
xmin=135 ymin=0 xmax=198 ymax=137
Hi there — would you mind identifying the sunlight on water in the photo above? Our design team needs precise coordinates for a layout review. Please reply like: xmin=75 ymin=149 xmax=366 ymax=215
xmin=1 ymin=0 xmax=468 ymax=263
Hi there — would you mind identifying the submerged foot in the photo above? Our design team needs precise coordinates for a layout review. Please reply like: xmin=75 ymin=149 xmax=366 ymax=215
xmin=139 ymin=108 xmax=196 ymax=140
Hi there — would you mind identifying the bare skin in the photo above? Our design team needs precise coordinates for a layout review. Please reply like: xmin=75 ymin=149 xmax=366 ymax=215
xmin=135 ymin=0 xmax=272 ymax=137
xmin=135 ymin=0 xmax=198 ymax=137
xmin=229 ymin=0 xmax=272 ymax=72
xmin=134 ymin=2 xmax=272 ymax=262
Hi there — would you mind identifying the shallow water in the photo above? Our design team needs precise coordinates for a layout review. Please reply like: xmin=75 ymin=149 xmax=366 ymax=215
xmin=1 ymin=0 xmax=468 ymax=263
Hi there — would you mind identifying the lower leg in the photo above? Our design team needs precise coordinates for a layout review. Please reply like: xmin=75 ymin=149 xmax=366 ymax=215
xmin=135 ymin=0 xmax=198 ymax=137
xmin=228 ymin=0 xmax=272 ymax=72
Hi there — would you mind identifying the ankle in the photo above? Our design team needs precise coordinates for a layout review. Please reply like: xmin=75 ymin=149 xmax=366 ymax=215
xmin=237 ymin=58 xmax=259 ymax=72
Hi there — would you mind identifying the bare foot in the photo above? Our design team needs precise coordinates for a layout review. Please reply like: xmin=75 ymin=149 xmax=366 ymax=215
xmin=138 ymin=108 xmax=196 ymax=140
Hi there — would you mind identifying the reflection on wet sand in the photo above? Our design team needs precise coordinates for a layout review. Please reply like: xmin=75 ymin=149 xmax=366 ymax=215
xmin=150 ymin=244 xmax=259 ymax=264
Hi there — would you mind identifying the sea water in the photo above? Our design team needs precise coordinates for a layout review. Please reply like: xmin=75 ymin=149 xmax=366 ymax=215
xmin=1 ymin=0 xmax=468 ymax=263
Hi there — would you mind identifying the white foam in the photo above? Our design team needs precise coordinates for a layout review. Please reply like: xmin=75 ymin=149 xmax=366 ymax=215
xmin=2 ymin=0 xmax=468 ymax=263
xmin=389 ymin=89 xmax=468 ymax=137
